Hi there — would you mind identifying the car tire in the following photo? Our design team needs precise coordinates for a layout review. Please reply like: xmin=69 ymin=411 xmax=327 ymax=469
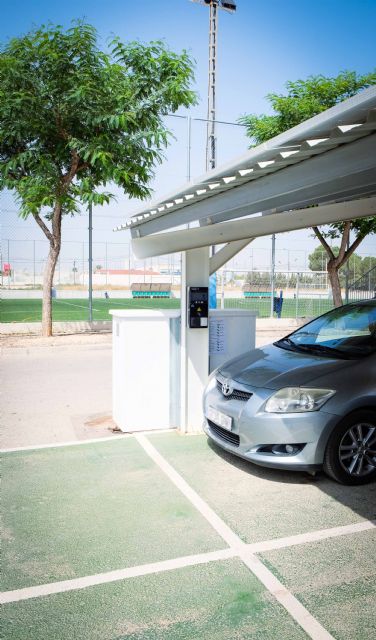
xmin=324 ymin=410 xmax=376 ymax=485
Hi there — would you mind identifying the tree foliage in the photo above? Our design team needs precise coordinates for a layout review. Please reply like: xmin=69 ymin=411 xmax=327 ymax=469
xmin=238 ymin=70 xmax=376 ymax=145
xmin=0 ymin=22 xmax=197 ymax=334
xmin=238 ymin=71 xmax=376 ymax=306
xmin=309 ymin=246 xmax=376 ymax=283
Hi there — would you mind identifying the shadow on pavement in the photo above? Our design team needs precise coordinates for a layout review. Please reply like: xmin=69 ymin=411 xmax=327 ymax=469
xmin=207 ymin=438 xmax=376 ymax=523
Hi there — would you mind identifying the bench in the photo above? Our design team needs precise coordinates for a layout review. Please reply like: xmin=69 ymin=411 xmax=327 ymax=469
xmin=242 ymin=284 xmax=272 ymax=298
xmin=131 ymin=283 xmax=172 ymax=298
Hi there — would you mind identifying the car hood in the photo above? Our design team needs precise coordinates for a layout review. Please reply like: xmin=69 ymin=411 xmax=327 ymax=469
xmin=219 ymin=343 xmax=353 ymax=389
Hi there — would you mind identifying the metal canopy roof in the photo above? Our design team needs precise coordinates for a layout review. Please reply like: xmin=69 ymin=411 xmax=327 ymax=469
xmin=115 ymin=87 xmax=376 ymax=259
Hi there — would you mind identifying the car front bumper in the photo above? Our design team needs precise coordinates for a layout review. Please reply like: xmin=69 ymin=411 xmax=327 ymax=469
xmin=203 ymin=377 xmax=339 ymax=471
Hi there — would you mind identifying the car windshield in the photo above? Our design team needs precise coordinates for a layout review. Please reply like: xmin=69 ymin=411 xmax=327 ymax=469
xmin=276 ymin=301 xmax=376 ymax=358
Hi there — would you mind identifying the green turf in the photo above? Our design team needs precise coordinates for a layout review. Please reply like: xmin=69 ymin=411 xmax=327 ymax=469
xmin=148 ymin=432 xmax=375 ymax=544
xmin=1 ymin=558 xmax=308 ymax=640
xmin=0 ymin=297 xmax=180 ymax=323
xmin=1 ymin=438 xmax=225 ymax=591
xmin=0 ymin=296 xmax=333 ymax=323
xmin=260 ymin=529 xmax=376 ymax=640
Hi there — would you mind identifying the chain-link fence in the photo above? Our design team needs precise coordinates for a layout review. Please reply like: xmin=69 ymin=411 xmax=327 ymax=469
xmin=0 ymin=238 xmax=184 ymax=290
xmin=2 ymin=236 xmax=375 ymax=324
xmin=347 ymin=266 xmax=376 ymax=302
xmin=215 ymin=269 xmax=333 ymax=319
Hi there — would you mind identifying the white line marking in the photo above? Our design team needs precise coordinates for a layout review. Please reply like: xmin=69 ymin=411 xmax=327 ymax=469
xmin=2 ymin=520 xmax=374 ymax=608
xmin=135 ymin=434 xmax=242 ymax=549
xmin=0 ymin=429 xmax=174 ymax=453
xmin=136 ymin=434 xmax=335 ymax=640
xmin=53 ymin=299 xmax=102 ymax=313
xmin=247 ymin=519 xmax=376 ymax=553
xmin=0 ymin=548 xmax=234 ymax=604
xmin=1 ymin=432 xmax=373 ymax=637
xmin=0 ymin=435 xmax=130 ymax=453
xmin=239 ymin=550 xmax=334 ymax=640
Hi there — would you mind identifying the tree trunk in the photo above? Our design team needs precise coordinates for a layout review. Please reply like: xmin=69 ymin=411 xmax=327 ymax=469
xmin=37 ymin=201 xmax=63 ymax=338
xmin=42 ymin=242 xmax=61 ymax=337
xmin=327 ymin=260 xmax=343 ymax=307
xmin=34 ymin=164 xmax=77 ymax=336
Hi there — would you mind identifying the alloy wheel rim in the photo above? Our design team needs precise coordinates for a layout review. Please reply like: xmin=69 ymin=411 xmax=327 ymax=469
xmin=339 ymin=422 xmax=376 ymax=477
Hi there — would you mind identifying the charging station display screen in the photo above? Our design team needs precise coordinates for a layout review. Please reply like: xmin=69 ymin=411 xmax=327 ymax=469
xmin=190 ymin=291 xmax=205 ymax=302
xmin=188 ymin=286 xmax=208 ymax=328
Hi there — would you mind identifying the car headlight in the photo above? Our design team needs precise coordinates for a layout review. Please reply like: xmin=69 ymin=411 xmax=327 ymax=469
xmin=264 ymin=387 xmax=335 ymax=413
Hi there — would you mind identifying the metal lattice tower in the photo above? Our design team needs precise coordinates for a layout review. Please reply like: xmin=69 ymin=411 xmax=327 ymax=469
xmin=191 ymin=1 xmax=237 ymax=172
xmin=206 ymin=1 xmax=218 ymax=171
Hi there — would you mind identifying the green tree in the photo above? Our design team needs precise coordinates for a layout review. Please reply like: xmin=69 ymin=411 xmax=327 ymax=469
xmin=309 ymin=245 xmax=363 ymax=282
xmin=308 ymin=245 xmax=330 ymax=272
xmin=239 ymin=71 xmax=376 ymax=306
xmin=0 ymin=23 xmax=196 ymax=335
xmin=360 ymin=256 xmax=376 ymax=278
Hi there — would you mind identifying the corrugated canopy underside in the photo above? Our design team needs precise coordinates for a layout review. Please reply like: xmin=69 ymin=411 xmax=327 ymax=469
xmin=115 ymin=87 xmax=376 ymax=237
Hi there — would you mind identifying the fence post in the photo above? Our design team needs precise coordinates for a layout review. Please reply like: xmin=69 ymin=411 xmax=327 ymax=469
xmin=270 ymin=234 xmax=276 ymax=317
xmin=7 ymin=239 xmax=10 ymax=289
xmin=82 ymin=242 xmax=85 ymax=286
xmin=295 ymin=272 xmax=300 ymax=320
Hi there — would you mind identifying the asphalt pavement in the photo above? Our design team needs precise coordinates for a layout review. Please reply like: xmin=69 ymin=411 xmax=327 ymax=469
xmin=0 ymin=319 xmax=295 ymax=449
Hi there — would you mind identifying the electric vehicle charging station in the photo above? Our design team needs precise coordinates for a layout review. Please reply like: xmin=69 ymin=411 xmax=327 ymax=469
xmin=110 ymin=242 xmax=257 ymax=434
xmin=112 ymin=88 xmax=376 ymax=434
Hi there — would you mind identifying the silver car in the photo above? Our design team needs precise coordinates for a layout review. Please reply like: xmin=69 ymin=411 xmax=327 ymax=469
xmin=203 ymin=300 xmax=376 ymax=485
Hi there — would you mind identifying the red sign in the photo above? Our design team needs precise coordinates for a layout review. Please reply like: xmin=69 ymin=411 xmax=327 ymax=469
xmin=3 ymin=263 xmax=11 ymax=275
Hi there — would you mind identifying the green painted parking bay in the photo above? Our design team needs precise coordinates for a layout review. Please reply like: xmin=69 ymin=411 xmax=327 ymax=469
xmin=149 ymin=432 xmax=375 ymax=543
xmin=2 ymin=558 xmax=307 ymax=640
xmin=1 ymin=438 xmax=225 ymax=591
xmin=260 ymin=529 xmax=376 ymax=640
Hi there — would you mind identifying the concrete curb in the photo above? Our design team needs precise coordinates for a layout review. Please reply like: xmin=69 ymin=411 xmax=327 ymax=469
xmin=0 ymin=321 xmax=112 ymax=335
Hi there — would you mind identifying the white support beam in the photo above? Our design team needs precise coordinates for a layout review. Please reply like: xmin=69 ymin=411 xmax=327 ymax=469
xmin=209 ymin=239 xmax=253 ymax=275
xmin=132 ymin=197 xmax=376 ymax=259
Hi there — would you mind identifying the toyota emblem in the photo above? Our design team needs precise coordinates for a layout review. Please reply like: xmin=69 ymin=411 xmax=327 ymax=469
xmin=222 ymin=379 xmax=233 ymax=397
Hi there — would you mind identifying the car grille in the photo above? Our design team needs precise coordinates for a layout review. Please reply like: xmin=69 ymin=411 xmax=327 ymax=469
xmin=207 ymin=419 xmax=240 ymax=447
xmin=216 ymin=380 xmax=252 ymax=401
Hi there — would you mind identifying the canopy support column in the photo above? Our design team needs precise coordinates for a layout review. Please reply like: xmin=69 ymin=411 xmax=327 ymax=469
xmin=180 ymin=247 xmax=210 ymax=433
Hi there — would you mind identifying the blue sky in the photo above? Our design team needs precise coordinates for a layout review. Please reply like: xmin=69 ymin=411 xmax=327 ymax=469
xmin=1 ymin=0 xmax=376 ymax=267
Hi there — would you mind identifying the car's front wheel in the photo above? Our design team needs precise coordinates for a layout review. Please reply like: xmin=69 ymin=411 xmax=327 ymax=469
xmin=324 ymin=410 xmax=376 ymax=485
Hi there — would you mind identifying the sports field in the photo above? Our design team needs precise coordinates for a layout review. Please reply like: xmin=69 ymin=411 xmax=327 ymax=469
xmin=0 ymin=297 xmax=180 ymax=323
xmin=0 ymin=297 xmax=335 ymax=323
